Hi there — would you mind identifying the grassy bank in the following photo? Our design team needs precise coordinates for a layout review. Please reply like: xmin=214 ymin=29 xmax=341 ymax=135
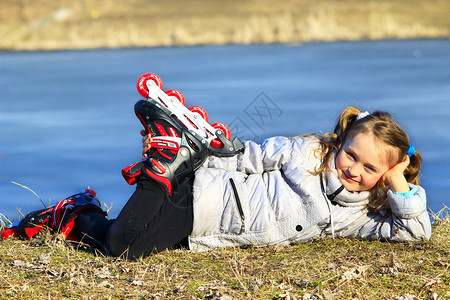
xmin=1 ymin=0 xmax=449 ymax=51
xmin=1 ymin=210 xmax=448 ymax=299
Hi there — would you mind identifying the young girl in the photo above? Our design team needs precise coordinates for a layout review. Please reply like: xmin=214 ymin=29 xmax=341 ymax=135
xmin=4 ymin=106 xmax=431 ymax=259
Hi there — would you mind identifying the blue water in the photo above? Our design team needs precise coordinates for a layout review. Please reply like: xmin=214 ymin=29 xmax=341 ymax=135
xmin=1 ymin=40 xmax=449 ymax=221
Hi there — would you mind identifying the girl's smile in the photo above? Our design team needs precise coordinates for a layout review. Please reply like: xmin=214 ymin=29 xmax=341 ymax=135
xmin=335 ymin=132 xmax=392 ymax=192
xmin=342 ymin=171 xmax=359 ymax=184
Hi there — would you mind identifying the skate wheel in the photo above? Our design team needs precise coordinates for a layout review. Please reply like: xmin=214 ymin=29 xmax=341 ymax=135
xmin=210 ymin=122 xmax=231 ymax=148
xmin=188 ymin=106 xmax=209 ymax=122
xmin=137 ymin=73 xmax=163 ymax=98
xmin=165 ymin=89 xmax=186 ymax=106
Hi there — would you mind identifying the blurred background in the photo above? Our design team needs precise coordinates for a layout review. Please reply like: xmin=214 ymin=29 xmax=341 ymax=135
xmin=1 ymin=0 xmax=449 ymax=50
xmin=1 ymin=0 xmax=449 ymax=221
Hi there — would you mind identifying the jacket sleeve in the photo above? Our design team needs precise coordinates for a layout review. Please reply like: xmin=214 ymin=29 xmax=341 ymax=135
xmin=338 ymin=184 xmax=432 ymax=241
xmin=204 ymin=136 xmax=317 ymax=175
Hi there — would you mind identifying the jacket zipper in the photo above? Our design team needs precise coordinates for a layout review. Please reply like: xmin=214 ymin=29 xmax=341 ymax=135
xmin=229 ymin=178 xmax=245 ymax=233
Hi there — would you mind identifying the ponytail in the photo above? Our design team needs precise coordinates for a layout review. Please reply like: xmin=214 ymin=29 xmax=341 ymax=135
xmin=405 ymin=151 xmax=422 ymax=185
xmin=313 ymin=107 xmax=362 ymax=175
xmin=332 ymin=106 xmax=361 ymax=147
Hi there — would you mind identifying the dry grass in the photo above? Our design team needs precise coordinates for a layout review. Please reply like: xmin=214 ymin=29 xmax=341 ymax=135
xmin=1 ymin=0 xmax=449 ymax=50
xmin=1 ymin=209 xmax=448 ymax=299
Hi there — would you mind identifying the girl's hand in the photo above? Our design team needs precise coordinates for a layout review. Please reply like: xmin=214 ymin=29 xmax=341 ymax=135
xmin=140 ymin=130 xmax=153 ymax=159
xmin=383 ymin=155 xmax=410 ymax=193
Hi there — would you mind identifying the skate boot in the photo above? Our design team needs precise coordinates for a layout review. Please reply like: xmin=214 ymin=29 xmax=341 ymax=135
xmin=122 ymin=129 xmax=209 ymax=196
xmin=134 ymin=97 xmax=183 ymax=162
xmin=135 ymin=73 xmax=245 ymax=157
xmin=1 ymin=189 xmax=106 ymax=241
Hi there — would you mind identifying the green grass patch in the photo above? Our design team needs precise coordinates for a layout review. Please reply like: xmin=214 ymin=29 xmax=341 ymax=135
xmin=1 ymin=211 xmax=449 ymax=299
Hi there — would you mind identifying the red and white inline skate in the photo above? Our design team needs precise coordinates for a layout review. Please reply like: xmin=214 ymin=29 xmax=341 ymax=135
xmin=122 ymin=73 xmax=244 ymax=196
xmin=135 ymin=73 xmax=244 ymax=156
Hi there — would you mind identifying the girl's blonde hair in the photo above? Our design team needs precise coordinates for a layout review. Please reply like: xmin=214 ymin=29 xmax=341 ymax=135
xmin=313 ymin=106 xmax=422 ymax=210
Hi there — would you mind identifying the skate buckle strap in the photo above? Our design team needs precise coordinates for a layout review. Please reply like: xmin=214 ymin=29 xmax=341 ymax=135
xmin=155 ymin=122 xmax=180 ymax=137
xmin=53 ymin=199 xmax=74 ymax=229
xmin=149 ymin=158 xmax=166 ymax=174
xmin=122 ymin=162 xmax=144 ymax=185
xmin=150 ymin=136 xmax=181 ymax=152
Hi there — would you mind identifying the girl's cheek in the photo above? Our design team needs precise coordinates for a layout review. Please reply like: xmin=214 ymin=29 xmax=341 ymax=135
xmin=367 ymin=174 xmax=382 ymax=188
xmin=336 ymin=153 xmax=348 ymax=171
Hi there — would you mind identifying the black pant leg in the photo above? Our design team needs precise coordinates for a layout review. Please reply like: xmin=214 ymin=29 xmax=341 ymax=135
xmin=74 ymin=212 xmax=114 ymax=252
xmin=105 ymin=179 xmax=193 ymax=259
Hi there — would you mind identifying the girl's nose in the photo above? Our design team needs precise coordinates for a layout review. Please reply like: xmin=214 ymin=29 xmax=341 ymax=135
xmin=348 ymin=163 xmax=361 ymax=176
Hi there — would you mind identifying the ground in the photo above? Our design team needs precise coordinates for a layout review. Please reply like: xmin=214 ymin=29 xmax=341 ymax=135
xmin=0 ymin=209 xmax=448 ymax=299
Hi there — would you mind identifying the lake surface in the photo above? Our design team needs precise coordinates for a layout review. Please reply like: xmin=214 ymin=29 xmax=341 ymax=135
xmin=1 ymin=39 xmax=449 ymax=221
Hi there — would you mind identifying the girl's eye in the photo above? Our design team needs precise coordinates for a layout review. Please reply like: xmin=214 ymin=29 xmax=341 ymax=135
xmin=365 ymin=166 xmax=376 ymax=173
xmin=346 ymin=151 xmax=355 ymax=160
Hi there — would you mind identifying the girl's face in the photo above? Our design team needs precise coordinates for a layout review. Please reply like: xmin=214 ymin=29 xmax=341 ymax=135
xmin=335 ymin=132 xmax=392 ymax=192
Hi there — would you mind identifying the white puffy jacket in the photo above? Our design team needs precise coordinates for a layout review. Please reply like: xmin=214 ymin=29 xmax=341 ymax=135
xmin=188 ymin=136 xmax=432 ymax=251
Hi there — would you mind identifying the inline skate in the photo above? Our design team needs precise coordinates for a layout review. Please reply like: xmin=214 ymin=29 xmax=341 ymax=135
xmin=123 ymin=73 xmax=244 ymax=196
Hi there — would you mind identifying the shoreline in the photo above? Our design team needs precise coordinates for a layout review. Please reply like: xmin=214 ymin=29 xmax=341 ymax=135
xmin=2 ymin=29 xmax=448 ymax=52
xmin=1 ymin=37 xmax=448 ymax=54
xmin=1 ymin=0 xmax=449 ymax=51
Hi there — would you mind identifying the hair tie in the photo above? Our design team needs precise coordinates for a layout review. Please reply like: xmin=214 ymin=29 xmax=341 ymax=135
xmin=356 ymin=111 xmax=370 ymax=121
xmin=407 ymin=144 xmax=415 ymax=157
